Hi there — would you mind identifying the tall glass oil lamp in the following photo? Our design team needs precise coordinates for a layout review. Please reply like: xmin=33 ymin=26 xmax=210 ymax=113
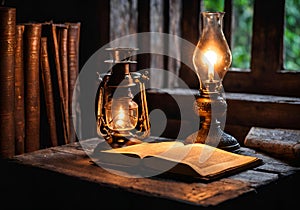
xmin=96 ymin=47 xmax=150 ymax=148
xmin=185 ymin=12 xmax=240 ymax=151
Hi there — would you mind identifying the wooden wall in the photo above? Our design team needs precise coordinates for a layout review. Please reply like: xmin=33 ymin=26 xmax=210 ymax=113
xmin=5 ymin=0 xmax=109 ymax=70
xmin=147 ymin=89 xmax=300 ymax=145
xmin=5 ymin=0 xmax=300 ymax=144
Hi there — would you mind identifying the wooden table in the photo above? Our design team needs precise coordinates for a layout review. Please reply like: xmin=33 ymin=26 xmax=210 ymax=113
xmin=1 ymin=137 xmax=299 ymax=209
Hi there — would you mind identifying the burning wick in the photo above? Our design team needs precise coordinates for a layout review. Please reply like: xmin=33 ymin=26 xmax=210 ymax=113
xmin=203 ymin=50 xmax=217 ymax=81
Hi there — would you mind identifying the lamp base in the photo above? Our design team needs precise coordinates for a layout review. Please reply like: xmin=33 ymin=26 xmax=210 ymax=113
xmin=186 ymin=89 xmax=240 ymax=152
xmin=218 ymin=131 xmax=241 ymax=151
xmin=185 ymin=123 xmax=240 ymax=152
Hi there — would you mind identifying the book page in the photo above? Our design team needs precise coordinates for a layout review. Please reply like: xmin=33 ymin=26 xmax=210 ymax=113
xmin=99 ymin=141 xmax=261 ymax=178
xmin=145 ymin=143 xmax=260 ymax=177
xmin=101 ymin=141 xmax=184 ymax=159
xmin=185 ymin=144 xmax=257 ymax=177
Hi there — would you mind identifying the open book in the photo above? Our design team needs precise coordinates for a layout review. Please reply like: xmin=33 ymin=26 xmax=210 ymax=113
xmin=92 ymin=141 xmax=262 ymax=181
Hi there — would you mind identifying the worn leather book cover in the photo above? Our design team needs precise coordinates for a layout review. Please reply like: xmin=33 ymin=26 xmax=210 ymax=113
xmin=0 ymin=7 xmax=16 ymax=158
xmin=56 ymin=24 xmax=70 ymax=143
xmin=66 ymin=22 xmax=81 ymax=143
xmin=51 ymin=23 xmax=69 ymax=144
xmin=40 ymin=37 xmax=58 ymax=147
xmin=14 ymin=24 xmax=25 ymax=155
xmin=23 ymin=23 xmax=42 ymax=153
xmin=244 ymin=127 xmax=300 ymax=165
xmin=41 ymin=22 xmax=67 ymax=146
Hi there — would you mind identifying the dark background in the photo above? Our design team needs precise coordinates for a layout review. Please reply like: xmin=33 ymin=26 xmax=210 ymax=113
xmin=5 ymin=0 xmax=109 ymax=70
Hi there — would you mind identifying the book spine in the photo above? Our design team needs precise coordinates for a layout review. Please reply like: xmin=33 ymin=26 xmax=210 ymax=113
xmin=41 ymin=23 xmax=64 ymax=146
xmin=40 ymin=37 xmax=58 ymax=147
xmin=57 ymin=24 xmax=70 ymax=144
xmin=14 ymin=24 xmax=25 ymax=155
xmin=51 ymin=24 xmax=68 ymax=144
xmin=0 ymin=7 xmax=16 ymax=158
xmin=23 ymin=23 xmax=42 ymax=153
xmin=67 ymin=22 xmax=81 ymax=143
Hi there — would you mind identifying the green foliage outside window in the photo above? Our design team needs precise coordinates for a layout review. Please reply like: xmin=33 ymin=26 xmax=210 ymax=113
xmin=203 ymin=0 xmax=300 ymax=71
xmin=203 ymin=0 xmax=253 ymax=69
xmin=231 ymin=0 xmax=253 ymax=69
xmin=285 ymin=0 xmax=300 ymax=71
xmin=203 ymin=0 xmax=224 ymax=12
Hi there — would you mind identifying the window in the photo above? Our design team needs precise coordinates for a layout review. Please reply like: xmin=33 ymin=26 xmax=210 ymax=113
xmin=203 ymin=0 xmax=254 ymax=69
xmin=231 ymin=0 xmax=253 ymax=69
xmin=224 ymin=0 xmax=300 ymax=97
xmin=108 ymin=0 xmax=300 ymax=97
xmin=284 ymin=0 xmax=300 ymax=71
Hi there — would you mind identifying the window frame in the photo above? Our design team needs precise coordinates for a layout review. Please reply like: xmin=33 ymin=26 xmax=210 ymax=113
xmin=108 ymin=0 xmax=300 ymax=97
xmin=223 ymin=0 xmax=300 ymax=97
xmin=178 ymin=0 xmax=300 ymax=97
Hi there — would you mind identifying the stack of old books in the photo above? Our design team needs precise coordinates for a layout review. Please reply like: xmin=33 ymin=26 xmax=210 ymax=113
xmin=0 ymin=6 xmax=81 ymax=158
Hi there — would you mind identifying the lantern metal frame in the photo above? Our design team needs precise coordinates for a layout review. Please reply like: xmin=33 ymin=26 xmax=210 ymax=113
xmin=96 ymin=47 xmax=150 ymax=148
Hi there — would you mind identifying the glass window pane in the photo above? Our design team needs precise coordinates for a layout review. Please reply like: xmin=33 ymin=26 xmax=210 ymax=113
xmin=231 ymin=0 xmax=254 ymax=69
xmin=202 ymin=0 xmax=224 ymax=11
xmin=284 ymin=0 xmax=300 ymax=71
xmin=202 ymin=0 xmax=253 ymax=69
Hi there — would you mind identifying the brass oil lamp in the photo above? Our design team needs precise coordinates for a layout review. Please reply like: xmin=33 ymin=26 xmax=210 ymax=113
xmin=185 ymin=12 xmax=240 ymax=151
xmin=96 ymin=47 xmax=150 ymax=148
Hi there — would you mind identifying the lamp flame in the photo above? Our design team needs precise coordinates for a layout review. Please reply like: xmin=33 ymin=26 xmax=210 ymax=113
xmin=203 ymin=50 xmax=217 ymax=81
